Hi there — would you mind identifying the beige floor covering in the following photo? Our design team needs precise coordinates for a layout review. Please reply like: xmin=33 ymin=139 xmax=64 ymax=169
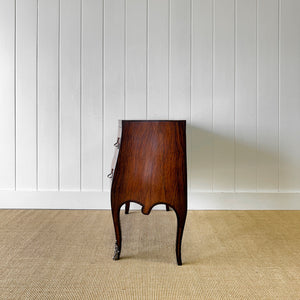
xmin=0 ymin=209 xmax=300 ymax=299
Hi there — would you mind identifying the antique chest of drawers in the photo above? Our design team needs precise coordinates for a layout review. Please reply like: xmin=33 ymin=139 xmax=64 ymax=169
xmin=110 ymin=120 xmax=187 ymax=265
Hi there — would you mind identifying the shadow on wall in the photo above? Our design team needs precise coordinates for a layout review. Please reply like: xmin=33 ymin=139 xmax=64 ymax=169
xmin=188 ymin=125 xmax=281 ymax=192
xmin=110 ymin=123 xmax=296 ymax=193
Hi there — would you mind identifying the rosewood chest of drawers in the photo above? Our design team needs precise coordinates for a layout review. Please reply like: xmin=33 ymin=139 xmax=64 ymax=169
xmin=110 ymin=120 xmax=187 ymax=265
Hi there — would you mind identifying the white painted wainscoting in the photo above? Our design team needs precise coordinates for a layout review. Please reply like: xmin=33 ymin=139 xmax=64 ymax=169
xmin=1 ymin=0 xmax=300 ymax=209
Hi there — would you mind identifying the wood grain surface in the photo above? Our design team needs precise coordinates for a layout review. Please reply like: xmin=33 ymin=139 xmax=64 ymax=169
xmin=111 ymin=120 xmax=187 ymax=265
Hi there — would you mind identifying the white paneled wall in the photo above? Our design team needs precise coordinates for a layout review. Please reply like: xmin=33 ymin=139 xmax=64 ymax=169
xmin=81 ymin=0 xmax=103 ymax=191
xmin=1 ymin=0 xmax=300 ymax=209
xmin=16 ymin=0 xmax=37 ymax=190
xmin=257 ymin=0 xmax=279 ymax=191
xmin=38 ymin=0 xmax=59 ymax=191
xmin=0 ymin=0 xmax=15 ymax=190
xmin=213 ymin=0 xmax=235 ymax=191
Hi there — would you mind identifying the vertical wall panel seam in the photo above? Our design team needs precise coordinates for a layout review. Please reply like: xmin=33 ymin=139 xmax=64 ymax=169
xmin=14 ymin=0 xmax=16 ymax=190
xmin=233 ymin=0 xmax=237 ymax=192
xmin=190 ymin=0 xmax=193 ymax=126
xmin=256 ymin=0 xmax=258 ymax=192
xmin=36 ymin=0 xmax=39 ymax=190
xmin=188 ymin=0 xmax=192 ymax=193
xmin=278 ymin=0 xmax=281 ymax=191
xmin=146 ymin=0 xmax=149 ymax=120
xmin=101 ymin=0 xmax=105 ymax=191
xmin=167 ymin=0 xmax=170 ymax=120
xmin=189 ymin=0 xmax=192 ymax=125
xmin=210 ymin=0 xmax=214 ymax=192
xmin=124 ymin=0 xmax=127 ymax=120
xmin=80 ymin=0 xmax=82 ymax=191
xmin=211 ymin=0 xmax=215 ymax=192
xmin=58 ymin=0 xmax=61 ymax=191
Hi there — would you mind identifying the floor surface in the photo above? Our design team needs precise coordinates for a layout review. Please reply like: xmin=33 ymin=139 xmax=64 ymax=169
xmin=0 ymin=209 xmax=300 ymax=299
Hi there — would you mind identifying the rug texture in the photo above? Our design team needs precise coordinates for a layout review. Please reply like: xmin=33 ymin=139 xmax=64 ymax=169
xmin=0 ymin=209 xmax=300 ymax=299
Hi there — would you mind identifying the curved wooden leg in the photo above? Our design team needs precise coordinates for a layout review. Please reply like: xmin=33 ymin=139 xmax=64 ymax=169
xmin=166 ymin=204 xmax=170 ymax=211
xmin=112 ymin=205 xmax=122 ymax=260
xmin=175 ymin=209 xmax=187 ymax=266
xmin=125 ymin=202 xmax=130 ymax=214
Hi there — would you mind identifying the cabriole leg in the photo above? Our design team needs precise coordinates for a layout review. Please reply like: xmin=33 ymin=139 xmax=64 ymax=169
xmin=112 ymin=205 xmax=122 ymax=260
xmin=175 ymin=209 xmax=187 ymax=266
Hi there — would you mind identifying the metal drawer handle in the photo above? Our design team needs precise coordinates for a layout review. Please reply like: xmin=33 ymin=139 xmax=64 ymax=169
xmin=107 ymin=169 xmax=114 ymax=179
xmin=114 ymin=138 xmax=120 ymax=149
